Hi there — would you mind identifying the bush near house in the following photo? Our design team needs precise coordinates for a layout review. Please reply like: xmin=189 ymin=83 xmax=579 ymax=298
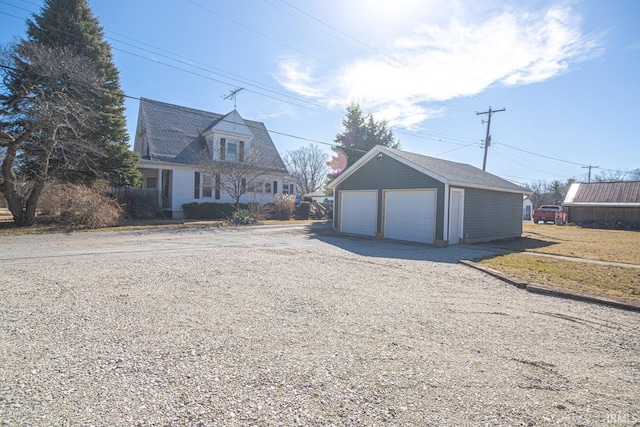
xmin=295 ymin=201 xmax=311 ymax=220
xmin=182 ymin=202 xmax=249 ymax=219
xmin=39 ymin=183 xmax=123 ymax=228
xmin=273 ymin=194 xmax=296 ymax=220
xmin=229 ymin=209 xmax=255 ymax=225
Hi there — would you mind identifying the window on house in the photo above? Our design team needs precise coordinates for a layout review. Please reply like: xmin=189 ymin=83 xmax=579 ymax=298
xmin=249 ymin=181 xmax=263 ymax=193
xmin=215 ymin=174 xmax=221 ymax=200
xmin=226 ymin=141 xmax=237 ymax=162
xmin=194 ymin=172 xmax=200 ymax=199
xmin=289 ymin=184 xmax=295 ymax=195
xmin=273 ymin=181 xmax=278 ymax=194
xmin=241 ymin=178 xmax=247 ymax=194
xmin=264 ymin=182 xmax=272 ymax=194
xmin=203 ymin=175 xmax=212 ymax=198
xmin=142 ymin=136 xmax=150 ymax=158
xmin=220 ymin=138 xmax=226 ymax=160
xmin=146 ymin=177 xmax=157 ymax=189
xmin=239 ymin=141 xmax=245 ymax=162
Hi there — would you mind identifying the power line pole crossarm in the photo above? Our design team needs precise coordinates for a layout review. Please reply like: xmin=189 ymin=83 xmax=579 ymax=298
xmin=476 ymin=106 xmax=505 ymax=171
xmin=582 ymin=165 xmax=599 ymax=183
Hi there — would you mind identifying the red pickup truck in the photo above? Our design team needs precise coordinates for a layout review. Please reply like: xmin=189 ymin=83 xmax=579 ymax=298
xmin=532 ymin=205 xmax=567 ymax=224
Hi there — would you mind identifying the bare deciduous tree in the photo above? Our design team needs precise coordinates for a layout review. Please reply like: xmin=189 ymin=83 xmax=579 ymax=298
xmin=0 ymin=43 xmax=100 ymax=226
xmin=200 ymin=147 xmax=271 ymax=209
xmin=283 ymin=144 xmax=328 ymax=195
xmin=594 ymin=169 xmax=640 ymax=182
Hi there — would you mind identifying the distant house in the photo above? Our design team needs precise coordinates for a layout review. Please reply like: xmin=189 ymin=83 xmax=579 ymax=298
xmin=327 ymin=145 xmax=529 ymax=246
xmin=304 ymin=191 xmax=333 ymax=203
xmin=523 ymin=196 xmax=533 ymax=220
xmin=133 ymin=98 xmax=294 ymax=218
xmin=563 ymin=181 xmax=640 ymax=228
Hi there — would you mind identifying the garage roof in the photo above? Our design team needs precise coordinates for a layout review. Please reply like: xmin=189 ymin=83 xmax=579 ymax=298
xmin=564 ymin=181 xmax=640 ymax=207
xmin=328 ymin=145 xmax=528 ymax=194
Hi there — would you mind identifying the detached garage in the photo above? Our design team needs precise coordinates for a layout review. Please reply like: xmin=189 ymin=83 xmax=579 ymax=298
xmin=328 ymin=146 xmax=529 ymax=246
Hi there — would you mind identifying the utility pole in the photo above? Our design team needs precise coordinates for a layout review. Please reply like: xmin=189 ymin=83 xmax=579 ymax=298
xmin=476 ymin=106 xmax=505 ymax=171
xmin=582 ymin=165 xmax=599 ymax=182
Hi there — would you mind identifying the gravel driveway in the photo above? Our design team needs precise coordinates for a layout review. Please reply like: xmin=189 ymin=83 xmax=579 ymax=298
xmin=1 ymin=225 xmax=638 ymax=426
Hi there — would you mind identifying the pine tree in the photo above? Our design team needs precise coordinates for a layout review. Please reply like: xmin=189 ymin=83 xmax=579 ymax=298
xmin=25 ymin=0 xmax=140 ymax=186
xmin=328 ymin=103 xmax=399 ymax=179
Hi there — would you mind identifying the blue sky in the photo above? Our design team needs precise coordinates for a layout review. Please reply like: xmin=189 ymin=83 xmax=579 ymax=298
xmin=1 ymin=0 xmax=638 ymax=185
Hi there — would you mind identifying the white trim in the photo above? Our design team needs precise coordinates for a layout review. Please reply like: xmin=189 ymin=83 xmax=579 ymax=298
xmin=327 ymin=145 xmax=528 ymax=195
xmin=448 ymin=188 xmax=465 ymax=244
xmin=443 ymin=183 xmax=449 ymax=242
xmin=327 ymin=146 xmax=448 ymax=189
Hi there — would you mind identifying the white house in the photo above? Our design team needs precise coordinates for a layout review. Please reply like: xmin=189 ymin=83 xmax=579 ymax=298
xmin=133 ymin=98 xmax=294 ymax=218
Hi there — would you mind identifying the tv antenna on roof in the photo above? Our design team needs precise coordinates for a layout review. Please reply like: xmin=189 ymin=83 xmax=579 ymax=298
xmin=222 ymin=87 xmax=244 ymax=110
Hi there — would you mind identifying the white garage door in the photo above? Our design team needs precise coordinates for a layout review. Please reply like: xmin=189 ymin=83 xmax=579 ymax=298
xmin=384 ymin=190 xmax=436 ymax=243
xmin=340 ymin=191 xmax=377 ymax=237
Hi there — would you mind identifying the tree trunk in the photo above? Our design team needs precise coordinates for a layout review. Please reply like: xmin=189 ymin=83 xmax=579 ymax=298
xmin=1 ymin=140 xmax=53 ymax=227
xmin=0 ymin=144 xmax=30 ymax=226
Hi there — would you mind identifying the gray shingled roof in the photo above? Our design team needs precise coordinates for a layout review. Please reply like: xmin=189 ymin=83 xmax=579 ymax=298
xmin=386 ymin=147 xmax=527 ymax=193
xmin=137 ymin=98 xmax=287 ymax=173
xmin=564 ymin=181 xmax=640 ymax=205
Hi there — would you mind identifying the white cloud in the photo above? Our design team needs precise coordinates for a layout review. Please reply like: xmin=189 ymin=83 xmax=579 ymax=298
xmin=276 ymin=2 xmax=601 ymax=127
xmin=274 ymin=58 xmax=324 ymax=98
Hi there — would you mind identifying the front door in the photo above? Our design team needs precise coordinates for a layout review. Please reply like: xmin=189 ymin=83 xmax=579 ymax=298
xmin=449 ymin=189 xmax=464 ymax=244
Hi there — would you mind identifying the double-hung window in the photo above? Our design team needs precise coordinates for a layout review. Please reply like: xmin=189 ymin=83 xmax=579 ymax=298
xmin=219 ymin=138 xmax=244 ymax=162
xmin=203 ymin=175 xmax=212 ymax=198
xmin=226 ymin=141 xmax=237 ymax=162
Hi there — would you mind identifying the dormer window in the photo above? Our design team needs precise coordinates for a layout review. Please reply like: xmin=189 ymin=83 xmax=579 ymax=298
xmin=142 ymin=135 xmax=150 ymax=158
xmin=227 ymin=141 xmax=237 ymax=162
xmin=217 ymin=137 xmax=245 ymax=162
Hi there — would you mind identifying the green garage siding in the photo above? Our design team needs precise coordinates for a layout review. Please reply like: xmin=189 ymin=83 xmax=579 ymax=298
xmin=463 ymin=189 xmax=523 ymax=242
xmin=335 ymin=155 xmax=445 ymax=239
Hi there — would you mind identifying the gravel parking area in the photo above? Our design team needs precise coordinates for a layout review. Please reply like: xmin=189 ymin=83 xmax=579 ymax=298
xmin=1 ymin=225 xmax=638 ymax=426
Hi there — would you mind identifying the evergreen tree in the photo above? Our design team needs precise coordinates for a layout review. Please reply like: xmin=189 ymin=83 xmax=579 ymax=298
xmin=328 ymin=103 xmax=399 ymax=179
xmin=25 ymin=0 xmax=140 ymax=186
xmin=1 ymin=43 xmax=103 ymax=226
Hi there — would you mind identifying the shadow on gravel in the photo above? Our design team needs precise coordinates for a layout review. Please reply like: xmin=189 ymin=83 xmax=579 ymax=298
xmin=308 ymin=228 xmax=500 ymax=264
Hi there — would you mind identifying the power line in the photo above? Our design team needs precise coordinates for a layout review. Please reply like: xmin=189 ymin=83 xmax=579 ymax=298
xmin=264 ymin=0 xmax=407 ymax=68
xmin=2 ymin=1 xmax=631 ymax=182
xmin=494 ymin=141 xmax=585 ymax=167
xmin=1 ymin=1 xmax=328 ymax=112
xmin=184 ymin=0 xmax=337 ymax=69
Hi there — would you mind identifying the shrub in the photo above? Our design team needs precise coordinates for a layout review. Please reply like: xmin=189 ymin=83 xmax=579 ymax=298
xmin=40 ymin=182 xmax=123 ymax=228
xmin=273 ymin=193 xmax=295 ymax=220
xmin=295 ymin=201 xmax=311 ymax=220
xmin=229 ymin=208 xmax=255 ymax=225
xmin=247 ymin=202 xmax=265 ymax=220
xmin=114 ymin=187 xmax=158 ymax=219
xmin=182 ymin=202 xmax=246 ymax=219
